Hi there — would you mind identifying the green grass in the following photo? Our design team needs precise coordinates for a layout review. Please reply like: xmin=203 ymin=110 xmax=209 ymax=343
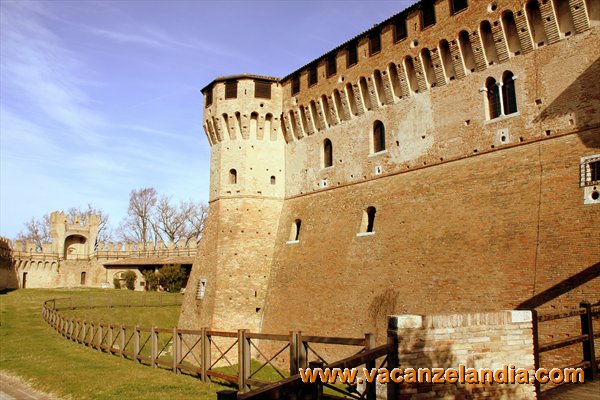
xmin=0 ymin=288 xmax=227 ymax=399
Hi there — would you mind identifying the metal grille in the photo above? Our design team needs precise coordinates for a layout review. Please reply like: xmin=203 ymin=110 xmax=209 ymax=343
xmin=581 ymin=157 xmax=600 ymax=186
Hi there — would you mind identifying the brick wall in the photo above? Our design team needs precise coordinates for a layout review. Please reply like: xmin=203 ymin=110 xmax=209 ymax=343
xmin=387 ymin=310 xmax=536 ymax=399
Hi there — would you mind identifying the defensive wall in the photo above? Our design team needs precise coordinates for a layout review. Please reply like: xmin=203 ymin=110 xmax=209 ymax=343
xmin=181 ymin=0 xmax=600 ymax=372
xmin=0 ymin=211 xmax=197 ymax=290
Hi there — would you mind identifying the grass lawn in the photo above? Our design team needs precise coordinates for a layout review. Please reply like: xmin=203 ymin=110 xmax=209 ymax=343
xmin=0 ymin=288 xmax=228 ymax=399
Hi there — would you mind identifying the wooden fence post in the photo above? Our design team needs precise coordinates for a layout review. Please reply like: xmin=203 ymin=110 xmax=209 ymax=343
xmin=297 ymin=331 xmax=308 ymax=370
xmin=238 ymin=329 xmax=250 ymax=392
xmin=308 ymin=361 xmax=324 ymax=400
xmin=120 ymin=326 xmax=126 ymax=359
xmin=364 ymin=333 xmax=376 ymax=400
xmin=290 ymin=331 xmax=299 ymax=376
xmin=134 ymin=326 xmax=140 ymax=362
xmin=108 ymin=325 xmax=114 ymax=352
xmin=151 ymin=326 xmax=157 ymax=367
xmin=387 ymin=329 xmax=399 ymax=400
xmin=580 ymin=301 xmax=598 ymax=381
xmin=172 ymin=327 xmax=179 ymax=373
xmin=201 ymin=328 xmax=210 ymax=382
xmin=82 ymin=321 xmax=87 ymax=345
xmin=98 ymin=324 xmax=103 ymax=352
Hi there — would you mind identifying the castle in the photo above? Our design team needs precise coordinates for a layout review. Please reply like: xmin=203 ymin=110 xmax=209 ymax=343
xmin=178 ymin=0 xmax=600 ymax=346
xmin=0 ymin=211 xmax=197 ymax=290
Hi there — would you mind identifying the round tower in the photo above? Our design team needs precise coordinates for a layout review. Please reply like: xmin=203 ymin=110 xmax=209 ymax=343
xmin=181 ymin=75 xmax=286 ymax=332
xmin=201 ymin=74 xmax=285 ymax=200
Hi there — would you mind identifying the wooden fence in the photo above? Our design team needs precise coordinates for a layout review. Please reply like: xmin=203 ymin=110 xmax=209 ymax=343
xmin=533 ymin=301 xmax=600 ymax=394
xmin=41 ymin=297 xmax=393 ymax=399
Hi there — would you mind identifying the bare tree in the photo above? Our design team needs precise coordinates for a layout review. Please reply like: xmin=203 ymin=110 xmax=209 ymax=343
xmin=16 ymin=215 xmax=51 ymax=251
xmin=65 ymin=204 xmax=112 ymax=242
xmin=16 ymin=204 xmax=112 ymax=251
xmin=183 ymin=200 xmax=208 ymax=245
xmin=153 ymin=196 xmax=187 ymax=246
xmin=151 ymin=197 xmax=208 ymax=246
xmin=118 ymin=187 xmax=158 ymax=248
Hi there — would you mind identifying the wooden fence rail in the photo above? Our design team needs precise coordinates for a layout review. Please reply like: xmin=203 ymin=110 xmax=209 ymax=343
xmin=42 ymin=297 xmax=390 ymax=399
xmin=533 ymin=301 xmax=600 ymax=395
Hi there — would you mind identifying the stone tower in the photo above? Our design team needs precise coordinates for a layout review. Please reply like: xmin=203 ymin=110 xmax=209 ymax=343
xmin=49 ymin=211 xmax=99 ymax=260
xmin=180 ymin=75 xmax=286 ymax=331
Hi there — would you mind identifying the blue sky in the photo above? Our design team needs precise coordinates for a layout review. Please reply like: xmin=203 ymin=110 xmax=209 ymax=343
xmin=0 ymin=0 xmax=415 ymax=238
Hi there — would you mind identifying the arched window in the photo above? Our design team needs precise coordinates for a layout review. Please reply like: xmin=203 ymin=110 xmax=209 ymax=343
xmin=373 ymin=121 xmax=385 ymax=153
xmin=323 ymin=139 xmax=333 ymax=168
xmin=526 ymin=0 xmax=547 ymax=47
xmin=458 ymin=30 xmax=476 ymax=73
xmin=270 ymin=176 xmax=276 ymax=185
xmin=80 ymin=271 xmax=86 ymax=285
xmin=502 ymin=71 xmax=517 ymax=115
xmin=486 ymin=78 xmax=501 ymax=119
xmin=359 ymin=207 xmax=377 ymax=234
xmin=502 ymin=11 xmax=521 ymax=56
xmin=229 ymin=169 xmax=237 ymax=184
xmin=289 ymin=219 xmax=301 ymax=241
xmin=480 ymin=21 xmax=498 ymax=65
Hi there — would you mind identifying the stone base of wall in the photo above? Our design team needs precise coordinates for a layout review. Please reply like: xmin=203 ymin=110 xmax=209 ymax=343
xmin=387 ymin=310 xmax=536 ymax=400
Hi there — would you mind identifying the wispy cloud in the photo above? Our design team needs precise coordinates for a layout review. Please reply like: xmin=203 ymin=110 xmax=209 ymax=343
xmin=0 ymin=1 xmax=106 ymax=145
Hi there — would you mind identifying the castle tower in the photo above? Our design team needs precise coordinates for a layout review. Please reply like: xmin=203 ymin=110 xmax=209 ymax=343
xmin=49 ymin=211 xmax=99 ymax=260
xmin=180 ymin=75 xmax=286 ymax=331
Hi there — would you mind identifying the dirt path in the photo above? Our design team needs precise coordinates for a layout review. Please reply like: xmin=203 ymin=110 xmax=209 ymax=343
xmin=0 ymin=373 xmax=60 ymax=400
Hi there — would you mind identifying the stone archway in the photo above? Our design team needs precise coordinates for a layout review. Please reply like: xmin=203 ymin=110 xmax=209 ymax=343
xmin=64 ymin=235 xmax=87 ymax=260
